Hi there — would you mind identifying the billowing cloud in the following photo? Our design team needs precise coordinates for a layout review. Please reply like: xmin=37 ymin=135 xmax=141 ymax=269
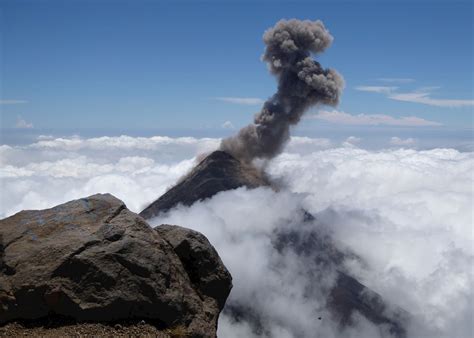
xmin=152 ymin=146 xmax=472 ymax=338
xmin=220 ymin=19 xmax=344 ymax=162
xmin=1 ymin=135 xmax=472 ymax=338
xmin=214 ymin=97 xmax=265 ymax=105
xmin=0 ymin=135 xmax=221 ymax=216
xmin=309 ymin=110 xmax=442 ymax=126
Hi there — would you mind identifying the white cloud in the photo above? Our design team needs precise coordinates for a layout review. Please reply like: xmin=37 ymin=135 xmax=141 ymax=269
xmin=284 ymin=136 xmax=333 ymax=154
xmin=151 ymin=146 xmax=473 ymax=338
xmin=356 ymin=84 xmax=474 ymax=108
xmin=0 ymin=99 xmax=28 ymax=104
xmin=342 ymin=136 xmax=362 ymax=148
xmin=354 ymin=86 xmax=397 ymax=94
xmin=388 ymin=91 xmax=474 ymax=107
xmin=221 ymin=121 xmax=235 ymax=129
xmin=37 ymin=135 xmax=55 ymax=141
xmin=310 ymin=110 xmax=442 ymax=126
xmin=390 ymin=137 xmax=417 ymax=146
xmin=377 ymin=78 xmax=415 ymax=84
xmin=1 ymin=135 xmax=472 ymax=338
xmin=15 ymin=116 xmax=33 ymax=129
xmin=29 ymin=135 xmax=220 ymax=154
xmin=0 ymin=135 xmax=221 ymax=216
xmin=215 ymin=97 xmax=265 ymax=105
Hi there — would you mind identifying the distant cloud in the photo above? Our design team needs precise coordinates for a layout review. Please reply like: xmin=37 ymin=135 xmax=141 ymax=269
xmin=37 ymin=135 xmax=55 ymax=141
xmin=377 ymin=78 xmax=415 ymax=83
xmin=309 ymin=110 xmax=442 ymax=127
xmin=221 ymin=121 xmax=235 ymax=129
xmin=345 ymin=136 xmax=361 ymax=144
xmin=388 ymin=91 xmax=474 ymax=107
xmin=0 ymin=99 xmax=28 ymax=105
xmin=15 ymin=116 xmax=33 ymax=129
xmin=214 ymin=97 xmax=264 ymax=105
xmin=355 ymin=86 xmax=397 ymax=94
xmin=342 ymin=136 xmax=362 ymax=148
xmin=356 ymin=83 xmax=474 ymax=108
xmin=390 ymin=137 xmax=417 ymax=146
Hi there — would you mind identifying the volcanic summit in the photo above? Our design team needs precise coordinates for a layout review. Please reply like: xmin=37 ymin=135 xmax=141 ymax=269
xmin=139 ymin=150 xmax=269 ymax=219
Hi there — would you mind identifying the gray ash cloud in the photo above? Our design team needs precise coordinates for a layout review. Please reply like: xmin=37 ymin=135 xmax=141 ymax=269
xmin=221 ymin=19 xmax=344 ymax=161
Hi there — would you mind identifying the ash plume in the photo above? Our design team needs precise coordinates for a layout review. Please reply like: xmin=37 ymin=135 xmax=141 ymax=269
xmin=220 ymin=19 xmax=344 ymax=161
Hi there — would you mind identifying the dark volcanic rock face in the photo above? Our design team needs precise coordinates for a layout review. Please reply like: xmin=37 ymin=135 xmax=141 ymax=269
xmin=139 ymin=151 xmax=269 ymax=219
xmin=0 ymin=194 xmax=232 ymax=337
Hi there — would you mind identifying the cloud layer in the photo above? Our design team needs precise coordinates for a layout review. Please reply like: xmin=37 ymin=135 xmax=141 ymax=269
xmin=309 ymin=110 xmax=441 ymax=126
xmin=1 ymin=135 xmax=472 ymax=337
xmin=356 ymin=84 xmax=474 ymax=108
xmin=215 ymin=97 xmax=265 ymax=105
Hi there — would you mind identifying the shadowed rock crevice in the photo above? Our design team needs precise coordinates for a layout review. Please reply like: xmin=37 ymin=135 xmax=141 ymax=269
xmin=155 ymin=224 xmax=233 ymax=311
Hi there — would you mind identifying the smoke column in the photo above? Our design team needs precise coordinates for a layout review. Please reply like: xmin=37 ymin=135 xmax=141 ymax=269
xmin=220 ymin=19 xmax=344 ymax=161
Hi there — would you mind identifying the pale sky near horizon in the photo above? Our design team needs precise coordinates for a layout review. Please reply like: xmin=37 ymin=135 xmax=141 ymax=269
xmin=0 ymin=0 xmax=473 ymax=139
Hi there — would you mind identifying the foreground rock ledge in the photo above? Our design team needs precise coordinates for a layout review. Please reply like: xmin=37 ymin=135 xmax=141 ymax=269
xmin=0 ymin=193 xmax=232 ymax=337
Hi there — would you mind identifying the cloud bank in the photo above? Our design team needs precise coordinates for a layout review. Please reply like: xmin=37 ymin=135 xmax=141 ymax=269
xmin=309 ymin=110 xmax=441 ymax=126
xmin=1 ymin=135 xmax=472 ymax=337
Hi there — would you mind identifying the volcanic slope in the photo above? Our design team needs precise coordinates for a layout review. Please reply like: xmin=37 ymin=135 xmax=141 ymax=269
xmin=140 ymin=151 xmax=269 ymax=219
xmin=141 ymin=150 xmax=408 ymax=337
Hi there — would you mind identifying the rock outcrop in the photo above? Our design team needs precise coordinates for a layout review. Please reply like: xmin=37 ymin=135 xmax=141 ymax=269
xmin=0 ymin=194 xmax=232 ymax=337
xmin=139 ymin=150 xmax=269 ymax=219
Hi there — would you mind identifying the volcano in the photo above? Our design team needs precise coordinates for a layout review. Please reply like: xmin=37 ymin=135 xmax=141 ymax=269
xmin=139 ymin=151 xmax=269 ymax=219
xmin=141 ymin=150 xmax=408 ymax=337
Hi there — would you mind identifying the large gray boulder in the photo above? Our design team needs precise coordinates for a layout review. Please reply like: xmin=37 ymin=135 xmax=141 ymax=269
xmin=0 ymin=194 xmax=232 ymax=337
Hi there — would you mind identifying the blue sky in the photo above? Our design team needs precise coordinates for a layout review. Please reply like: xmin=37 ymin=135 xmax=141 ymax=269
xmin=0 ymin=0 xmax=472 ymax=138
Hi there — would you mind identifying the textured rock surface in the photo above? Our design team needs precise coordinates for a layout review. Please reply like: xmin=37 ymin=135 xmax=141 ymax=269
xmin=155 ymin=225 xmax=232 ymax=312
xmin=0 ymin=194 xmax=232 ymax=337
xmin=139 ymin=151 xmax=269 ymax=219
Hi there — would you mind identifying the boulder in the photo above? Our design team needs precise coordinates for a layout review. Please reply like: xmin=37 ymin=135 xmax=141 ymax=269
xmin=155 ymin=225 xmax=232 ymax=311
xmin=0 ymin=194 xmax=232 ymax=337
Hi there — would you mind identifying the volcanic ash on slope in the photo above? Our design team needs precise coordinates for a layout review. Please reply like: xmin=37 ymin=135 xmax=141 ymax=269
xmin=139 ymin=151 xmax=269 ymax=219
